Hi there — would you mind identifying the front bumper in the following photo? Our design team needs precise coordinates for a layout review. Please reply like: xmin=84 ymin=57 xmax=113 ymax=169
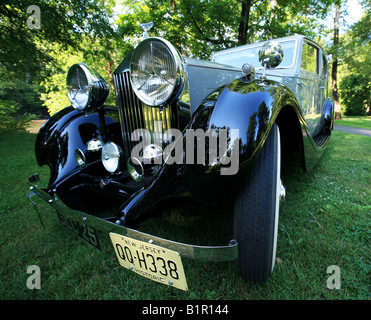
xmin=27 ymin=174 xmax=238 ymax=262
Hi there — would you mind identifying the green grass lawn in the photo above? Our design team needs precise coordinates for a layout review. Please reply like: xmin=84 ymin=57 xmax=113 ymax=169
xmin=0 ymin=130 xmax=369 ymax=300
xmin=334 ymin=116 xmax=371 ymax=130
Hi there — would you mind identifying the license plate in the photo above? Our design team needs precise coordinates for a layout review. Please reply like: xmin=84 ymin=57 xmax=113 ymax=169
xmin=109 ymin=233 xmax=188 ymax=291
xmin=57 ymin=211 xmax=102 ymax=250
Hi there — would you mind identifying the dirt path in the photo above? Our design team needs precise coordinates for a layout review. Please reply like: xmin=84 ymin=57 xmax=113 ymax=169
xmin=333 ymin=125 xmax=371 ymax=137
xmin=27 ymin=120 xmax=47 ymax=134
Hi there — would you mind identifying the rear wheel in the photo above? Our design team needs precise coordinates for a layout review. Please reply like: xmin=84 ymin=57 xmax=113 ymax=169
xmin=233 ymin=123 xmax=281 ymax=282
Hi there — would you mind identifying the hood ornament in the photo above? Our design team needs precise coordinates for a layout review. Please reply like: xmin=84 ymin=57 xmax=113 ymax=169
xmin=138 ymin=21 xmax=154 ymax=39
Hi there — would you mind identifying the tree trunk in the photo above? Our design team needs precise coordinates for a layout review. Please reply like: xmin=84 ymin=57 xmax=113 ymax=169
xmin=332 ymin=3 xmax=341 ymax=119
xmin=238 ymin=0 xmax=252 ymax=45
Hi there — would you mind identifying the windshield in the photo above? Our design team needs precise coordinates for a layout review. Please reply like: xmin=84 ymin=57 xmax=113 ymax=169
xmin=212 ymin=39 xmax=297 ymax=70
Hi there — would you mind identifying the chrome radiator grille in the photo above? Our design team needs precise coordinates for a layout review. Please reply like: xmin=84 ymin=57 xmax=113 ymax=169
xmin=114 ymin=71 xmax=176 ymax=160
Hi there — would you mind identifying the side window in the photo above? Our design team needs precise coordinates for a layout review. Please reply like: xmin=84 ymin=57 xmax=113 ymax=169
xmin=301 ymin=43 xmax=318 ymax=74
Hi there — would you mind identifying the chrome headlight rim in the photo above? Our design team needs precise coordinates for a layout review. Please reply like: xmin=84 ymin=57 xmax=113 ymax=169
xmin=129 ymin=37 xmax=186 ymax=107
xmin=66 ymin=63 xmax=109 ymax=111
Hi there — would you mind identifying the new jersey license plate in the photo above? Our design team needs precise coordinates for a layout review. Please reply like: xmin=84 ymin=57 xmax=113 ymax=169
xmin=109 ymin=233 xmax=188 ymax=291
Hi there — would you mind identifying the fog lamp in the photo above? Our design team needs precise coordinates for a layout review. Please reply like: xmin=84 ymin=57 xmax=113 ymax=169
xmin=102 ymin=142 xmax=122 ymax=173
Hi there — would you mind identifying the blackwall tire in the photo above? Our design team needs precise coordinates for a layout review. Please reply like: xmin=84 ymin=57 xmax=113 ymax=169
xmin=233 ymin=123 xmax=281 ymax=282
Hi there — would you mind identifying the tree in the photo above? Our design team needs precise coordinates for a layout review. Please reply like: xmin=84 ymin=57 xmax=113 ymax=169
xmin=237 ymin=0 xmax=335 ymax=46
xmin=117 ymin=0 xmax=335 ymax=59
xmin=339 ymin=2 xmax=371 ymax=115
xmin=1 ymin=0 xmax=346 ymax=119
xmin=332 ymin=1 xmax=342 ymax=119
xmin=0 ymin=0 xmax=117 ymax=116
xmin=117 ymin=0 xmax=241 ymax=59
xmin=237 ymin=0 xmax=252 ymax=45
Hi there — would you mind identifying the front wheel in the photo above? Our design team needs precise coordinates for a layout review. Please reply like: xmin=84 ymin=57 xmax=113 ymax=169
xmin=233 ymin=123 xmax=282 ymax=282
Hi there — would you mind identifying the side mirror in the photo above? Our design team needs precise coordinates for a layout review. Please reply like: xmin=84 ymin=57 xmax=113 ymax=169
xmin=258 ymin=41 xmax=284 ymax=69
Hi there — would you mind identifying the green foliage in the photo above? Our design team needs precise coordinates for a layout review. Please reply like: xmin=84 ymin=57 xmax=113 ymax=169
xmin=1 ymin=0 xmax=338 ymax=117
xmin=339 ymin=6 xmax=371 ymax=115
xmin=39 ymin=43 xmax=83 ymax=116
xmin=340 ymin=75 xmax=370 ymax=116
xmin=117 ymin=0 xmax=334 ymax=59
xmin=0 ymin=101 xmax=34 ymax=134
xmin=0 ymin=0 xmax=116 ymax=70
xmin=0 ymin=64 xmax=47 ymax=117
xmin=116 ymin=0 xmax=240 ymax=59
xmin=0 ymin=0 xmax=118 ymax=117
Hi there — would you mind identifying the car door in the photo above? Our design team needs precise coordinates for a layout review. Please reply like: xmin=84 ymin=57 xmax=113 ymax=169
xmin=297 ymin=40 xmax=324 ymax=137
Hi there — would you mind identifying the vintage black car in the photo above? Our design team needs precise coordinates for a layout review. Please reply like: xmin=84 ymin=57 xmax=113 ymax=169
xmin=27 ymin=30 xmax=333 ymax=291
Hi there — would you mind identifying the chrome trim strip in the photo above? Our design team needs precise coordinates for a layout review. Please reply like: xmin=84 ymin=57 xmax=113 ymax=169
xmin=27 ymin=179 xmax=238 ymax=262
xmin=186 ymin=63 xmax=241 ymax=73
xmin=185 ymin=57 xmax=241 ymax=73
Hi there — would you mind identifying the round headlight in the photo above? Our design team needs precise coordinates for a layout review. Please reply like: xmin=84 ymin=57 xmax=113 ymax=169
xmin=67 ymin=63 xmax=109 ymax=110
xmin=102 ymin=142 xmax=122 ymax=173
xmin=130 ymin=38 xmax=186 ymax=106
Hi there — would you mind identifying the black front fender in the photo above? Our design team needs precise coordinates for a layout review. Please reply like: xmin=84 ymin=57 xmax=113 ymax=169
xmin=183 ymin=77 xmax=302 ymax=201
xmin=36 ymin=106 xmax=121 ymax=189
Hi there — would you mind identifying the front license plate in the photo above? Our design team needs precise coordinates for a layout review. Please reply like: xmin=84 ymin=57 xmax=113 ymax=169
xmin=57 ymin=211 xmax=102 ymax=250
xmin=109 ymin=233 xmax=188 ymax=291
